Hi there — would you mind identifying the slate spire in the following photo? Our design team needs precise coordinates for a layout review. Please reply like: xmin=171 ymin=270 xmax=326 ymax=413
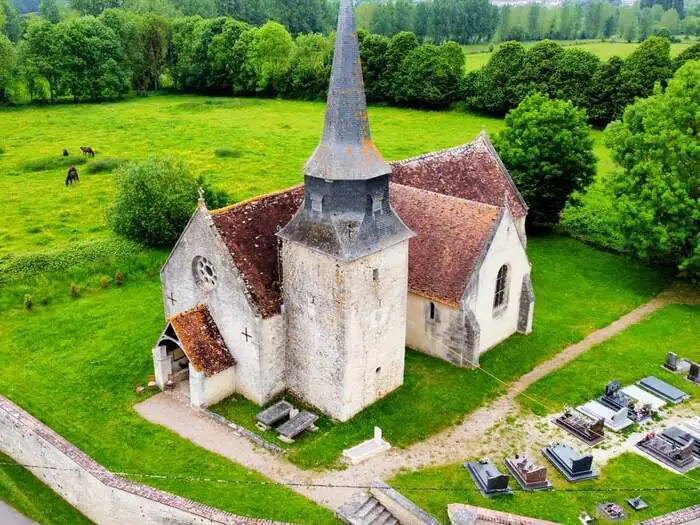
xmin=303 ymin=0 xmax=391 ymax=181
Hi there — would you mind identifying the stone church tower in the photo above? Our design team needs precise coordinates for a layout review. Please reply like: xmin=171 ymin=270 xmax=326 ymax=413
xmin=277 ymin=0 xmax=414 ymax=422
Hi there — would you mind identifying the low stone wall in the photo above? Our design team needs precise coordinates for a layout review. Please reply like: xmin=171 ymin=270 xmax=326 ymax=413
xmin=640 ymin=505 xmax=700 ymax=525
xmin=202 ymin=409 xmax=284 ymax=454
xmin=0 ymin=395 xmax=288 ymax=525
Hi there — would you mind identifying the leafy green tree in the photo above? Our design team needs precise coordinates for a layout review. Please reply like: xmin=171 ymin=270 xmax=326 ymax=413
xmin=394 ymin=44 xmax=460 ymax=107
xmin=0 ymin=33 xmax=14 ymax=101
xmin=385 ymin=31 xmax=418 ymax=101
xmin=440 ymin=40 xmax=465 ymax=79
xmin=494 ymin=92 xmax=596 ymax=225
xmin=618 ymin=36 xmax=673 ymax=108
xmin=109 ymin=156 xmax=200 ymax=247
xmin=681 ymin=15 xmax=700 ymax=36
xmin=639 ymin=7 xmax=654 ymax=40
xmin=618 ymin=6 xmax=639 ymax=41
xmin=519 ymin=39 xmax=564 ymax=98
xmin=283 ymin=32 xmax=332 ymax=99
xmin=659 ymin=8 xmax=680 ymax=34
xmin=468 ymin=40 xmax=526 ymax=114
xmin=39 ymin=0 xmax=61 ymax=23
xmin=605 ymin=61 xmax=700 ymax=279
xmin=231 ymin=27 xmax=257 ymax=94
xmin=359 ymin=31 xmax=389 ymax=102
xmin=100 ymin=9 xmax=147 ymax=91
xmin=170 ymin=16 xmax=202 ymax=89
xmin=69 ymin=0 xmax=120 ymax=16
xmin=551 ymin=47 xmax=601 ymax=113
xmin=139 ymin=14 xmax=169 ymax=90
xmin=173 ymin=0 xmax=216 ymax=17
xmin=588 ymin=55 xmax=625 ymax=125
xmin=21 ymin=18 xmax=67 ymax=102
xmin=1 ymin=0 xmax=21 ymax=42
xmin=673 ymin=41 xmax=700 ymax=69
xmin=208 ymin=18 xmax=249 ymax=89
xmin=249 ymin=20 xmax=293 ymax=93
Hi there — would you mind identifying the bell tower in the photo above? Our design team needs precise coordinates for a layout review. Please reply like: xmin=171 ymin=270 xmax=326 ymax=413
xmin=277 ymin=0 xmax=413 ymax=422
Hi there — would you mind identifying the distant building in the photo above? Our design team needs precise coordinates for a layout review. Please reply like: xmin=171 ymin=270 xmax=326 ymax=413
xmin=152 ymin=0 xmax=534 ymax=422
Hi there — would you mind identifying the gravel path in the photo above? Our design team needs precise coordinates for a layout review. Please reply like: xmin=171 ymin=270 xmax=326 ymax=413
xmin=135 ymin=293 xmax=679 ymax=510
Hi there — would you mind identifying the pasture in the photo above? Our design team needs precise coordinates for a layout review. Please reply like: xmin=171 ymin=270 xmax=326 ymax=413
xmin=463 ymin=39 xmax=695 ymax=71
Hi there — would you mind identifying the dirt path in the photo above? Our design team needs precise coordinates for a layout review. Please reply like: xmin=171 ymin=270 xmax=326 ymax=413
xmin=135 ymin=293 xmax=677 ymax=511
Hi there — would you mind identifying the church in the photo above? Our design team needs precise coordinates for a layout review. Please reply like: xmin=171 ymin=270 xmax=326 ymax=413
xmin=152 ymin=0 xmax=534 ymax=422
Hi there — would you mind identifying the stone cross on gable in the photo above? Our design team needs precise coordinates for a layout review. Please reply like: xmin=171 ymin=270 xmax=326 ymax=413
xmin=241 ymin=327 xmax=252 ymax=342
xmin=167 ymin=291 xmax=177 ymax=305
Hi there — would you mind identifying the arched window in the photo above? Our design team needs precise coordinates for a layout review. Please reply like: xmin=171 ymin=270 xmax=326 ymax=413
xmin=429 ymin=302 xmax=436 ymax=320
xmin=493 ymin=264 xmax=509 ymax=311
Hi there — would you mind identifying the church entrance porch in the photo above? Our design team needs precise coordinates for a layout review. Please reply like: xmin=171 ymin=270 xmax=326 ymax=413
xmin=152 ymin=324 xmax=190 ymax=391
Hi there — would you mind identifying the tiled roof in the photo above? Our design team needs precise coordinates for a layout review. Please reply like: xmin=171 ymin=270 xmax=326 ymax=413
xmin=391 ymin=184 xmax=501 ymax=306
xmin=169 ymin=305 xmax=235 ymax=376
xmin=211 ymin=188 xmax=304 ymax=318
xmin=209 ymin=182 xmax=502 ymax=315
xmin=389 ymin=133 xmax=528 ymax=219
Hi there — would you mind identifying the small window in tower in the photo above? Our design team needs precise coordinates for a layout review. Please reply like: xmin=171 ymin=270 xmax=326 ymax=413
xmin=311 ymin=193 xmax=323 ymax=213
xmin=429 ymin=302 xmax=436 ymax=320
xmin=372 ymin=195 xmax=383 ymax=215
xmin=373 ymin=268 xmax=379 ymax=281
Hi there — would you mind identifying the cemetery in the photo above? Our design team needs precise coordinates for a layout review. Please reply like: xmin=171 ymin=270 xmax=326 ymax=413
xmin=464 ymin=459 xmax=512 ymax=497
xmin=541 ymin=443 xmax=597 ymax=482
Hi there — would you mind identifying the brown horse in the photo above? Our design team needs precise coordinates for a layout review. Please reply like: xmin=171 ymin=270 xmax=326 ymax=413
xmin=63 ymin=148 xmax=69 ymax=157
xmin=80 ymin=146 xmax=95 ymax=158
xmin=66 ymin=166 xmax=79 ymax=185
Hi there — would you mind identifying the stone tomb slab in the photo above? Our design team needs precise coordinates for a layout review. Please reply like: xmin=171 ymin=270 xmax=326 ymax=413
xmin=276 ymin=410 xmax=318 ymax=442
xmin=342 ymin=427 xmax=391 ymax=465
xmin=662 ymin=427 xmax=700 ymax=460
xmin=597 ymin=503 xmax=626 ymax=522
xmin=255 ymin=400 xmax=293 ymax=431
xmin=553 ymin=410 xmax=605 ymax=446
xmin=464 ymin=460 xmax=512 ymax=497
xmin=627 ymin=497 xmax=649 ymax=511
xmin=636 ymin=432 xmax=699 ymax=473
xmin=504 ymin=455 xmax=552 ymax=491
xmin=541 ymin=443 xmax=597 ymax=482
xmin=638 ymin=376 xmax=690 ymax=404
xmin=620 ymin=385 xmax=667 ymax=412
xmin=577 ymin=401 xmax=634 ymax=432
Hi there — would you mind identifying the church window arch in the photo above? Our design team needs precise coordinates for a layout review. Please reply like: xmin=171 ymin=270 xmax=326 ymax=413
xmin=493 ymin=264 xmax=510 ymax=314
xmin=192 ymin=256 xmax=217 ymax=289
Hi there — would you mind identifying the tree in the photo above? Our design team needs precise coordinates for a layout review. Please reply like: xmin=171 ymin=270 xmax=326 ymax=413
xmin=468 ymin=40 xmax=526 ymax=114
xmin=139 ymin=14 xmax=169 ymax=90
xmin=394 ymin=44 xmax=460 ymax=107
xmin=659 ymin=8 xmax=681 ymax=34
xmin=588 ymin=55 xmax=625 ymax=124
xmin=551 ymin=48 xmax=601 ymax=114
xmin=69 ymin=0 xmax=121 ymax=16
xmin=359 ymin=31 xmax=389 ymax=102
xmin=0 ymin=33 xmax=14 ymax=102
xmin=519 ymin=39 xmax=564 ymax=99
xmin=1 ymin=0 xmax=21 ymax=42
xmin=109 ymin=156 xmax=200 ymax=247
xmin=39 ymin=0 xmax=61 ymax=23
xmin=618 ymin=6 xmax=639 ymax=42
xmin=385 ymin=31 xmax=418 ymax=101
xmin=618 ymin=36 xmax=673 ymax=108
xmin=283 ymin=32 xmax=332 ymax=99
xmin=248 ymin=21 xmax=293 ymax=93
xmin=605 ymin=61 xmax=700 ymax=279
xmin=493 ymin=92 xmax=596 ymax=225
xmin=681 ymin=15 xmax=700 ymax=36
xmin=21 ymin=18 xmax=67 ymax=102
xmin=673 ymin=41 xmax=700 ymax=69
xmin=208 ymin=18 xmax=249 ymax=89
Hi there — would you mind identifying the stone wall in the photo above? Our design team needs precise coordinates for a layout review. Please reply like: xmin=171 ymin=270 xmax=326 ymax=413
xmin=0 ymin=395 xmax=287 ymax=525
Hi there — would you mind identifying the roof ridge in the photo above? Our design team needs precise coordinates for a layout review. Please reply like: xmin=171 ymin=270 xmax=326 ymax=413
xmin=391 ymin=182 xmax=501 ymax=212
xmin=388 ymin=135 xmax=485 ymax=166
xmin=209 ymin=185 xmax=303 ymax=215
xmin=167 ymin=303 xmax=207 ymax=322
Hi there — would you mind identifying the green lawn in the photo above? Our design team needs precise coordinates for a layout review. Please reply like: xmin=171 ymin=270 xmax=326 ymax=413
xmin=390 ymin=453 xmax=700 ymax=524
xmin=519 ymin=303 xmax=700 ymax=415
xmin=462 ymin=40 xmax=695 ymax=72
xmin=212 ymin=235 xmax=672 ymax=470
xmin=0 ymin=452 xmax=92 ymax=525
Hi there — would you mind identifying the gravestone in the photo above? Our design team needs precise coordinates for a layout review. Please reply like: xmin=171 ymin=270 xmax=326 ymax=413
xmin=504 ymin=454 xmax=552 ymax=491
xmin=664 ymin=352 xmax=679 ymax=371
xmin=255 ymin=400 xmax=293 ymax=431
xmin=688 ymin=362 xmax=700 ymax=384
xmin=627 ymin=497 xmax=648 ymax=511
xmin=464 ymin=459 xmax=512 ymax=497
xmin=597 ymin=503 xmax=626 ymax=522
xmin=276 ymin=410 xmax=318 ymax=443
xmin=542 ymin=443 xmax=597 ymax=482
xmin=662 ymin=427 xmax=700 ymax=460
xmin=553 ymin=410 xmax=605 ymax=445
xmin=636 ymin=432 xmax=698 ymax=473
xmin=600 ymin=382 xmax=650 ymax=422
xmin=638 ymin=376 xmax=690 ymax=404
xmin=605 ymin=381 xmax=621 ymax=396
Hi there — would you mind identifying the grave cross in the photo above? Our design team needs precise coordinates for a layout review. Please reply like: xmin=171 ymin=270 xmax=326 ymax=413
xmin=242 ymin=327 xmax=252 ymax=342
xmin=167 ymin=291 xmax=177 ymax=306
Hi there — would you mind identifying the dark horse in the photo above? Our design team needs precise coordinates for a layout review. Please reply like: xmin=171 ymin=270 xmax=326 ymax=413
xmin=80 ymin=146 xmax=95 ymax=158
xmin=63 ymin=148 xmax=69 ymax=157
xmin=66 ymin=166 xmax=79 ymax=185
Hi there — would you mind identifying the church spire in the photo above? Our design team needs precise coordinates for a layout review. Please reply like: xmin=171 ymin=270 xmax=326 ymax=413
xmin=303 ymin=0 xmax=391 ymax=181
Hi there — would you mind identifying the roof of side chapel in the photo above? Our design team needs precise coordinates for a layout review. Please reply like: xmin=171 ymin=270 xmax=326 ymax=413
xmin=169 ymin=305 xmax=235 ymax=376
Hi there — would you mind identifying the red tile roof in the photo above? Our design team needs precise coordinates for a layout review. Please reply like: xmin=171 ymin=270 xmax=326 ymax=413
xmin=391 ymin=184 xmax=501 ymax=306
xmin=169 ymin=305 xmax=235 ymax=376
xmin=389 ymin=133 xmax=527 ymax=219
xmin=211 ymin=188 xmax=304 ymax=318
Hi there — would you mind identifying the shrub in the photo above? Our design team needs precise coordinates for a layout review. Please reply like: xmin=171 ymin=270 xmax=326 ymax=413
xmin=108 ymin=156 xmax=199 ymax=247
xmin=214 ymin=148 xmax=242 ymax=158
xmin=24 ymin=294 xmax=32 ymax=310
xmin=21 ymin=156 xmax=87 ymax=172
xmin=197 ymin=176 xmax=231 ymax=209
xmin=85 ymin=158 xmax=128 ymax=174
xmin=99 ymin=276 xmax=109 ymax=288
xmin=114 ymin=271 xmax=124 ymax=287
xmin=70 ymin=283 xmax=81 ymax=297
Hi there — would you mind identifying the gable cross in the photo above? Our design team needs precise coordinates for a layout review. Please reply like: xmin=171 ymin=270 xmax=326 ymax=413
xmin=242 ymin=327 xmax=252 ymax=343
xmin=167 ymin=291 xmax=177 ymax=306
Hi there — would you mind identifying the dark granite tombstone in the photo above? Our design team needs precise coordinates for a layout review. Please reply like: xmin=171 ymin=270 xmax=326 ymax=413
xmin=255 ymin=400 xmax=293 ymax=431
xmin=636 ymin=432 xmax=697 ymax=472
xmin=276 ymin=410 xmax=318 ymax=442
xmin=605 ymin=381 xmax=621 ymax=396
xmin=553 ymin=410 xmax=605 ymax=445
xmin=664 ymin=352 xmax=679 ymax=372
xmin=688 ymin=362 xmax=700 ymax=384
xmin=627 ymin=497 xmax=648 ymax=511
xmin=662 ymin=427 xmax=700 ymax=460
xmin=638 ymin=376 xmax=690 ymax=404
xmin=504 ymin=455 xmax=552 ymax=491
xmin=599 ymin=381 xmax=650 ymax=422
xmin=542 ymin=443 xmax=597 ymax=482
xmin=464 ymin=459 xmax=512 ymax=497
xmin=597 ymin=503 xmax=626 ymax=522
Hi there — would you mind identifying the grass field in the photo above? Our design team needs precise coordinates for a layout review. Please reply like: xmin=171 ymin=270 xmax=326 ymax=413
xmin=463 ymin=40 xmax=695 ymax=71
xmin=390 ymin=453 xmax=700 ymax=524
xmin=519 ymin=303 xmax=700 ymax=415
xmin=0 ymin=452 xmax=92 ymax=524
